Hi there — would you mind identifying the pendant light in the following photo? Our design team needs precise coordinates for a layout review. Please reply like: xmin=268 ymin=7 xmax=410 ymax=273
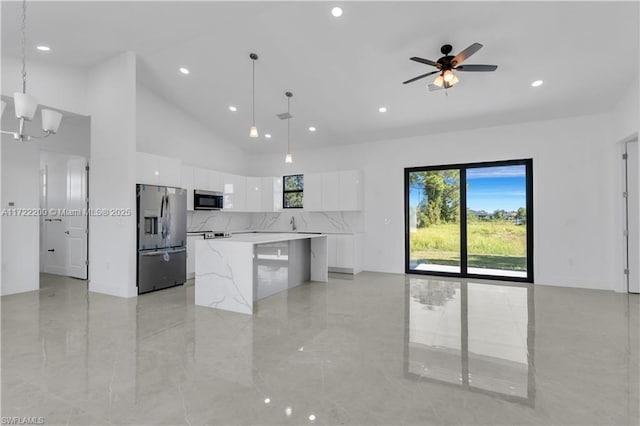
xmin=0 ymin=0 xmax=63 ymax=142
xmin=284 ymin=91 xmax=293 ymax=163
xmin=249 ymin=53 xmax=259 ymax=138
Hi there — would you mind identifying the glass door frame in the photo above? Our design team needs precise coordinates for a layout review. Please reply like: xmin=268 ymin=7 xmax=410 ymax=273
xmin=404 ymin=159 xmax=534 ymax=283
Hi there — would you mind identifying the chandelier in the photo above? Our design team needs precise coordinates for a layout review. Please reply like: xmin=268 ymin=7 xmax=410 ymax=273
xmin=0 ymin=0 xmax=63 ymax=142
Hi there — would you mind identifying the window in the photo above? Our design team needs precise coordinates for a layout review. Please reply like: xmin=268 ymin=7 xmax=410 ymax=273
xmin=283 ymin=174 xmax=304 ymax=208
xmin=405 ymin=159 xmax=533 ymax=283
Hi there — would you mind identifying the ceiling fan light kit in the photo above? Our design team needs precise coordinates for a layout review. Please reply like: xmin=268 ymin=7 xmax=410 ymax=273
xmin=1 ymin=0 xmax=64 ymax=142
xmin=403 ymin=42 xmax=497 ymax=91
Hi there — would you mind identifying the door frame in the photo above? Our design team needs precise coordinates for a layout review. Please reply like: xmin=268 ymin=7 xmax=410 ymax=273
xmin=404 ymin=158 xmax=534 ymax=283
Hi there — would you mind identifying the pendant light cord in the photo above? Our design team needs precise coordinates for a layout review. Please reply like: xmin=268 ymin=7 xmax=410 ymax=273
xmin=252 ymin=59 xmax=255 ymax=126
xmin=287 ymin=96 xmax=291 ymax=153
xmin=21 ymin=0 xmax=27 ymax=93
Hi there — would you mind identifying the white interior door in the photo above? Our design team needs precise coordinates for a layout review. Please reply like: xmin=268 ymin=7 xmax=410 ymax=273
xmin=626 ymin=141 xmax=639 ymax=293
xmin=66 ymin=157 xmax=88 ymax=279
xmin=41 ymin=153 xmax=88 ymax=279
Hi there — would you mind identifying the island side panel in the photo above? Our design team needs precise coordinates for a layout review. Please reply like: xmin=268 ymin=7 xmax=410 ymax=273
xmin=195 ymin=239 xmax=255 ymax=315
xmin=288 ymin=239 xmax=311 ymax=289
xmin=310 ymin=236 xmax=329 ymax=282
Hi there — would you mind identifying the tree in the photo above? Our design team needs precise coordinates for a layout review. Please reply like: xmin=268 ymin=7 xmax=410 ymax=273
xmin=493 ymin=209 xmax=506 ymax=220
xmin=516 ymin=207 xmax=526 ymax=224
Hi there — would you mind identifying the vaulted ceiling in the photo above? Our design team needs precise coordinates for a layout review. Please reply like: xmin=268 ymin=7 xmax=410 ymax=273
xmin=2 ymin=1 xmax=638 ymax=153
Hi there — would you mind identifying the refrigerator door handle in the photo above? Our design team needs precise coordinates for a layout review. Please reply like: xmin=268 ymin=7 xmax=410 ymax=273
xmin=139 ymin=247 xmax=186 ymax=257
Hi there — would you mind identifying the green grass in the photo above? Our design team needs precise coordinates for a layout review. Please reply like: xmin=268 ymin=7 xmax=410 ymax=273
xmin=410 ymin=221 xmax=526 ymax=271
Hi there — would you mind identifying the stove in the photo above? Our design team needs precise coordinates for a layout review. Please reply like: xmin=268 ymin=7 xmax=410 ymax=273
xmin=204 ymin=231 xmax=231 ymax=239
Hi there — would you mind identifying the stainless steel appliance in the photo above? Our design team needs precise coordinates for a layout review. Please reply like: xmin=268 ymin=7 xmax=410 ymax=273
xmin=194 ymin=190 xmax=223 ymax=210
xmin=137 ymin=184 xmax=187 ymax=294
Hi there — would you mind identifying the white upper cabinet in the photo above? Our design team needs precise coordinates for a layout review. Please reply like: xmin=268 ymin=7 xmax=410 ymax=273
xmin=136 ymin=152 xmax=181 ymax=188
xmin=338 ymin=170 xmax=363 ymax=211
xmin=246 ymin=177 xmax=263 ymax=212
xmin=222 ymin=173 xmax=246 ymax=211
xmin=321 ymin=172 xmax=340 ymax=211
xmin=194 ymin=167 xmax=223 ymax=192
xmin=303 ymin=173 xmax=322 ymax=211
xmin=181 ymin=165 xmax=195 ymax=210
xmin=261 ymin=177 xmax=279 ymax=212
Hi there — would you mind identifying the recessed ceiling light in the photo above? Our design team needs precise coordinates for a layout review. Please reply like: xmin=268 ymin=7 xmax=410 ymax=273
xmin=265 ymin=134 xmax=272 ymax=139
xmin=308 ymin=126 xmax=316 ymax=132
xmin=229 ymin=106 xmax=237 ymax=112
xmin=378 ymin=106 xmax=387 ymax=113
xmin=309 ymin=414 xmax=316 ymax=421
xmin=179 ymin=67 xmax=190 ymax=75
xmin=531 ymin=80 xmax=543 ymax=87
xmin=331 ymin=7 xmax=343 ymax=17
xmin=264 ymin=398 xmax=271 ymax=404
xmin=154 ymin=171 xmax=159 ymax=176
xmin=36 ymin=45 xmax=50 ymax=52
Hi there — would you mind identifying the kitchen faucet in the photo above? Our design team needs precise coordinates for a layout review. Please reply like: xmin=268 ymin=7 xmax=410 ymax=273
xmin=290 ymin=216 xmax=296 ymax=231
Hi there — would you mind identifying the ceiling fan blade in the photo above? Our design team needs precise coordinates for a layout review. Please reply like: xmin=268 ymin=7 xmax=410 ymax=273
xmin=428 ymin=84 xmax=444 ymax=92
xmin=452 ymin=43 xmax=483 ymax=66
xmin=410 ymin=57 xmax=441 ymax=68
xmin=455 ymin=64 xmax=498 ymax=72
xmin=402 ymin=70 xmax=439 ymax=85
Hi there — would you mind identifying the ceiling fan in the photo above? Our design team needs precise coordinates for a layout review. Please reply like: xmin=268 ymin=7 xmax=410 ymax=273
xmin=403 ymin=43 xmax=497 ymax=91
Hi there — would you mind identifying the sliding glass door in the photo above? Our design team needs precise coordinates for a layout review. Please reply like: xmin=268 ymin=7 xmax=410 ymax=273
xmin=405 ymin=160 xmax=533 ymax=282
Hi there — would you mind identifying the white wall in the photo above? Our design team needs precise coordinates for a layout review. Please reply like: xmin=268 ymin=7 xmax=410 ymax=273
xmin=1 ymin=138 xmax=40 ymax=295
xmin=247 ymin=113 xmax=618 ymax=291
xmin=137 ymin=84 xmax=246 ymax=174
xmin=1 ymin=56 xmax=88 ymax=115
xmin=87 ymin=52 xmax=137 ymax=298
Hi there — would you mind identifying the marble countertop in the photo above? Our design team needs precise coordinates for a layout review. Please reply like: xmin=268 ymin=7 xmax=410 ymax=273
xmin=195 ymin=232 xmax=327 ymax=245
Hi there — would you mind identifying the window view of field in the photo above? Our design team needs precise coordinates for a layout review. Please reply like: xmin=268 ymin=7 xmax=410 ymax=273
xmin=408 ymin=165 xmax=527 ymax=277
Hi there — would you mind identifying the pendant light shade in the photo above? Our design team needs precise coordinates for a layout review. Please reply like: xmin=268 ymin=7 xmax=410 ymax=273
xmin=249 ymin=53 xmax=259 ymax=138
xmin=14 ymin=92 xmax=37 ymax=120
xmin=285 ymin=153 xmax=293 ymax=164
xmin=42 ymin=109 xmax=63 ymax=134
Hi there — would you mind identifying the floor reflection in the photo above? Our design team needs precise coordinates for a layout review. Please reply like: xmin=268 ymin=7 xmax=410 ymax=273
xmin=405 ymin=277 xmax=535 ymax=406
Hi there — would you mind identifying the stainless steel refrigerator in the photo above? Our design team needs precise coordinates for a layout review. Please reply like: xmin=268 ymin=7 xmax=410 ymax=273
xmin=137 ymin=184 xmax=187 ymax=294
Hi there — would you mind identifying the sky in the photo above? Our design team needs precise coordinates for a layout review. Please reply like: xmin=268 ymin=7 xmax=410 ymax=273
xmin=409 ymin=165 xmax=527 ymax=213
xmin=467 ymin=165 xmax=526 ymax=212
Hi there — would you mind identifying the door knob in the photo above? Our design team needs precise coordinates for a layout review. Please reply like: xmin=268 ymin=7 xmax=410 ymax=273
xmin=65 ymin=230 xmax=70 ymax=235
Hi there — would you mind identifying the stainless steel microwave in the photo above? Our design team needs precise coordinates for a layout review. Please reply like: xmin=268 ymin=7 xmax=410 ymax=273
xmin=194 ymin=190 xmax=223 ymax=210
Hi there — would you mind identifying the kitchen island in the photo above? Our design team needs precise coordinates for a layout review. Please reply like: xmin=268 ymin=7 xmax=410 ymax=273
xmin=195 ymin=233 xmax=328 ymax=314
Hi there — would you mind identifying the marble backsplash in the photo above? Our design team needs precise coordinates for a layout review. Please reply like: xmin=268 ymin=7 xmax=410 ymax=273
xmin=187 ymin=210 xmax=364 ymax=234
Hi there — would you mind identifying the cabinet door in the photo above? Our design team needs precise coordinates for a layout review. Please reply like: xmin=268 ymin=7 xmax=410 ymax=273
xmin=223 ymin=174 xmax=246 ymax=211
xmin=261 ymin=177 xmax=275 ymax=212
xmin=335 ymin=235 xmax=354 ymax=268
xmin=327 ymin=235 xmax=338 ymax=268
xmin=136 ymin=153 xmax=181 ymax=187
xmin=304 ymin=173 xmax=322 ymax=211
xmin=194 ymin=167 xmax=210 ymax=190
xmin=181 ymin=166 xmax=195 ymax=211
xmin=246 ymin=177 xmax=262 ymax=212
xmin=321 ymin=172 xmax=340 ymax=211
xmin=339 ymin=170 xmax=363 ymax=211
xmin=273 ymin=177 xmax=283 ymax=211
xmin=209 ymin=171 xmax=224 ymax=192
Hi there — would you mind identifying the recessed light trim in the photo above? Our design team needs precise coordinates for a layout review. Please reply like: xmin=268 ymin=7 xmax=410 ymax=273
xmin=531 ymin=80 xmax=543 ymax=87
xmin=331 ymin=7 xmax=343 ymax=17
xmin=378 ymin=106 xmax=387 ymax=113
xmin=179 ymin=67 xmax=190 ymax=75
xmin=309 ymin=414 xmax=316 ymax=421
xmin=229 ymin=106 xmax=237 ymax=112
xmin=36 ymin=45 xmax=50 ymax=52
xmin=308 ymin=126 xmax=317 ymax=132
xmin=264 ymin=134 xmax=272 ymax=139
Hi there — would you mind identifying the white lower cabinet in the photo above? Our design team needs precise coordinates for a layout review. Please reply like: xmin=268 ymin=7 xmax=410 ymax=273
xmin=186 ymin=234 xmax=204 ymax=280
xmin=327 ymin=234 xmax=363 ymax=274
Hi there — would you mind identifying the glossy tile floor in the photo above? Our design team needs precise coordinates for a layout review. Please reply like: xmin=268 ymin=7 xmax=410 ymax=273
xmin=2 ymin=273 xmax=638 ymax=425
